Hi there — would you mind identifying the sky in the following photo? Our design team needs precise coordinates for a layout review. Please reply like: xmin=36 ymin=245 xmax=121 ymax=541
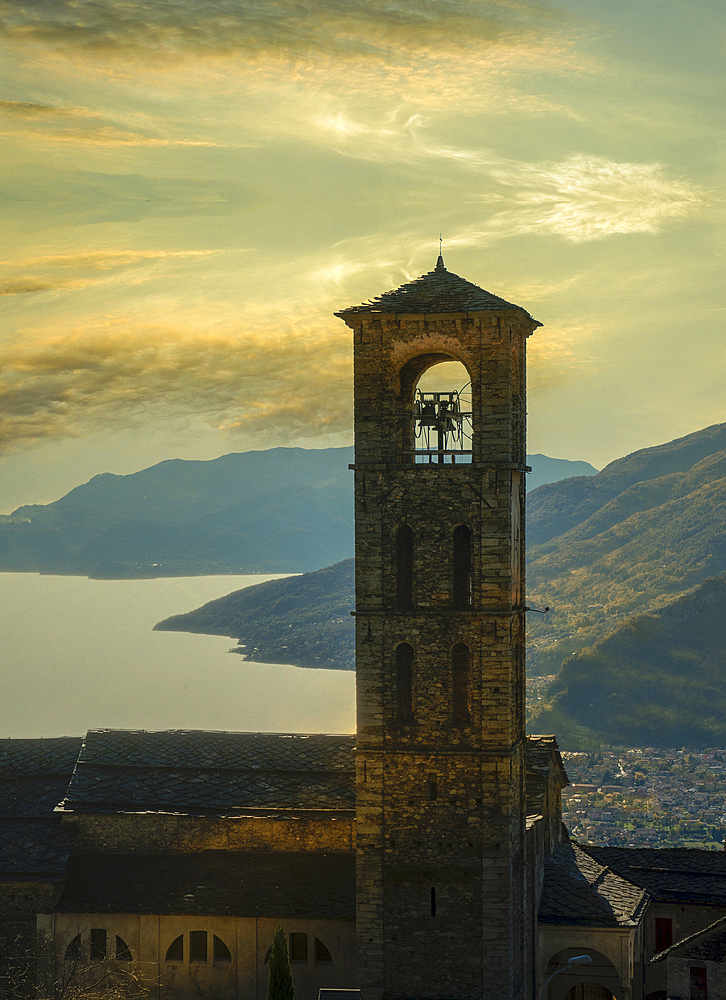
xmin=1 ymin=0 xmax=724 ymax=512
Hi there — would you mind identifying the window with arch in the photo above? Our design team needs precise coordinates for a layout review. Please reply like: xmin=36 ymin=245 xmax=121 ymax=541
xmin=395 ymin=643 xmax=415 ymax=723
xmin=453 ymin=525 xmax=472 ymax=609
xmin=289 ymin=933 xmax=308 ymax=963
xmin=164 ymin=932 xmax=231 ymax=964
xmin=64 ymin=930 xmax=132 ymax=965
xmin=395 ymin=524 xmax=414 ymax=610
xmin=411 ymin=360 xmax=472 ymax=465
xmin=452 ymin=643 xmax=471 ymax=722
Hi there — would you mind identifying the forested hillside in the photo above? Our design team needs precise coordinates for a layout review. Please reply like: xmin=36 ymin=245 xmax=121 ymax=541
xmin=155 ymin=559 xmax=355 ymax=669
xmin=529 ymin=576 xmax=726 ymax=748
xmin=526 ymin=424 xmax=726 ymax=675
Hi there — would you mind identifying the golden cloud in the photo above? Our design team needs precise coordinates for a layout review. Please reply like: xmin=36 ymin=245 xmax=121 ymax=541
xmin=0 ymin=250 xmax=230 ymax=296
xmin=0 ymin=0 xmax=562 ymax=62
xmin=0 ymin=322 xmax=353 ymax=452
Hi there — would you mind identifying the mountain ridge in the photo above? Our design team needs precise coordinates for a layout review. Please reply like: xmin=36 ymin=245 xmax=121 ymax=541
xmin=0 ymin=448 xmax=595 ymax=578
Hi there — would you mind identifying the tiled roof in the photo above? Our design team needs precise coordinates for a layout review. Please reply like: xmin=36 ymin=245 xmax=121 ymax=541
xmin=0 ymin=820 xmax=76 ymax=880
xmin=56 ymin=730 xmax=558 ymax=817
xmin=0 ymin=737 xmax=81 ymax=880
xmin=525 ymin=734 xmax=568 ymax=820
xmin=57 ymin=730 xmax=356 ymax=816
xmin=0 ymin=737 xmax=82 ymax=779
xmin=335 ymin=257 xmax=540 ymax=321
xmin=581 ymin=846 xmax=726 ymax=906
xmin=539 ymin=841 xmax=648 ymax=927
xmin=56 ymin=850 xmax=355 ymax=920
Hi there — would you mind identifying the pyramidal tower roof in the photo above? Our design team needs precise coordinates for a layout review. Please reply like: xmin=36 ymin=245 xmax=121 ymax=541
xmin=336 ymin=255 xmax=540 ymax=324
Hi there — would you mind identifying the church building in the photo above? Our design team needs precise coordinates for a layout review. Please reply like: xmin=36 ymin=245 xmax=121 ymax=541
xmin=2 ymin=257 xmax=724 ymax=1000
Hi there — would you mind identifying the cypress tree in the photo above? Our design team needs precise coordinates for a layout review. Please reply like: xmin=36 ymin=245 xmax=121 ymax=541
xmin=267 ymin=925 xmax=295 ymax=1000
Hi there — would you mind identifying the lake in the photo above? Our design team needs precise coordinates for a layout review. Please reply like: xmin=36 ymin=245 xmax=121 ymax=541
xmin=0 ymin=573 xmax=355 ymax=739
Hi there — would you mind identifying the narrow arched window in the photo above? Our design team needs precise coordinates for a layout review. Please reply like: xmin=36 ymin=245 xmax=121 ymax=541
xmin=452 ymin=643 xmax=471 ymax=722
xmin=453 ymin=525 xmax=472 ymax=609
xmin=395 ymin=524 xmax=414 ymax=610
xmin=396 ymin=643 xmax=415 ymax=723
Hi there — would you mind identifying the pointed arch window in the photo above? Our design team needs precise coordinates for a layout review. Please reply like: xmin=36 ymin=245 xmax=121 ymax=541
xmin=452 ymin=643 xmax=471 ymax=722
xmin=453 ymin=525 xmax=472 ymax=609
xmin=395 ymin=524 xmax=414 ymax=610
xmin=396 ymin=643 xmax=415 ymax=723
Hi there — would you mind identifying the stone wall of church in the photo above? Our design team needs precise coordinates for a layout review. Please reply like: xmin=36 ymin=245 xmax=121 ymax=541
xmin=64 ymin=812 xmax=355 ymax=854
xmin=38 ymin=912 xmax=355 ymax=1000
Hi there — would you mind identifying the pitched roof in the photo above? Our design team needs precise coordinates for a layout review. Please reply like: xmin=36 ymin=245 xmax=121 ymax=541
xmin=539 ymin=841 xmax=648 ymax=927
xmin=580 ymin=846 xmax=726 ymax=907
xmin=55 ymin=729 xmax=557 ymax=818
xmin=55 ymin=850 xmax=355 ymax=920
xmin=335 ymin=257 xmax=540 ymax=321
xmin=649 ymin=913 xmax=726 ymax=964
xmin=57 ymin=730 xmax=356 ymax=816
xmin=525 ymin=734 xmax=568 ymax=821
xmin=0 ymin=737 xmax=81 ymax=880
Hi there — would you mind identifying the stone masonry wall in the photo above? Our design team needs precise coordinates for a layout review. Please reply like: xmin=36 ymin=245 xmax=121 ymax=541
xmin=65 ymin=812 xmax=354 ymax=854
xmin=341 ymin=305 xmax=537 ymax=1000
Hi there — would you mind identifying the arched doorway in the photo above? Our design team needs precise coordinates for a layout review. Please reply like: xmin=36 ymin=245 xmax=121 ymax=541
xmin=544 ymin=949 xmax=621 ymax=1000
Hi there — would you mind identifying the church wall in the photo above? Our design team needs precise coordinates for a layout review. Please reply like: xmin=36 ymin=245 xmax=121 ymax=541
xmin=40 ymin=912 xmax=355 ymax=1000
xmin=63 ymin=812 xmax=355 ymax=854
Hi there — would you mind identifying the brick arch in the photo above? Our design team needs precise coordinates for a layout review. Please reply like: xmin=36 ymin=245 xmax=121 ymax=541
xmin=398 ymin=352 xmax=473 ymax=404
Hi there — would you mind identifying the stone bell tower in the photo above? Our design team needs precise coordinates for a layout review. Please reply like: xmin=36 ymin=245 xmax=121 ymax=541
xmin=336 ymin=256 xmax=541 ymax=1000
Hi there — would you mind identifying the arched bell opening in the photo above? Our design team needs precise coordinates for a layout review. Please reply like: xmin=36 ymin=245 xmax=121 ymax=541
xmin=398 ymin=356 xmax=473 ymax=465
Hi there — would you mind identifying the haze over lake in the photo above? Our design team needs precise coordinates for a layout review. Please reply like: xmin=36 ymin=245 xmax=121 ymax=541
xmin=0 ymin=573 xmax=355 ymax=739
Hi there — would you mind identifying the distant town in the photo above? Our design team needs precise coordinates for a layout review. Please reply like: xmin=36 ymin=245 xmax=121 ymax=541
xmin=559 ymin=746 xmax=726 ymax=849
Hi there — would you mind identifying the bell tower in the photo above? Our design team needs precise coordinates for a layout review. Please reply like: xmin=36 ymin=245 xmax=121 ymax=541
xmin=336 ymin=256 xmax=541 ymax=1000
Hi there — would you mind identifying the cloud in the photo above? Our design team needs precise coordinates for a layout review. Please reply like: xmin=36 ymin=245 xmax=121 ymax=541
xmin=0 ymin=321 xmax=352 ymax=453
xmin=0 ymin=98 xmax=227 ymax=146
xmin=0 ymin=250 xmax=230 ymax=296
xmin=0 ymin=0 xmax=561 ymax=62
xmin=420 ymin=151 xmax=705 ymax=243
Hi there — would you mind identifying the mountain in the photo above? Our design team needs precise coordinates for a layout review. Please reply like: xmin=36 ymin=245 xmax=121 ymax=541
xmin=526 ymin=424 xmax=726 ymax=676
xmin=154 ymin=558 xmax=356 ymax=670
xmin=0 ymin=448 xmax=593 ymax=578
xmin=528 ymin=576 xmax=726 ymax=748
